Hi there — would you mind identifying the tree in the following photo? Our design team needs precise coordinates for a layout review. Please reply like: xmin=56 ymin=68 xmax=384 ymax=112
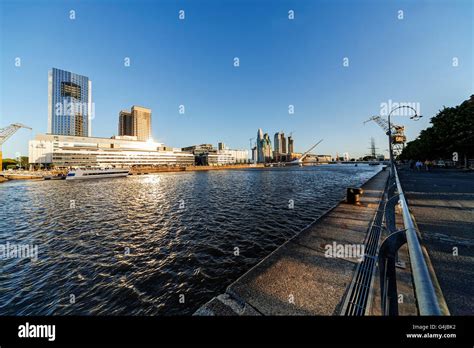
xmin=399 ymin=95 xmax=474 ymax=165
xmin=18 ymin=156 xmax=29 ymax=168
xmin=2 ymin=158 xmax=17 ymax=170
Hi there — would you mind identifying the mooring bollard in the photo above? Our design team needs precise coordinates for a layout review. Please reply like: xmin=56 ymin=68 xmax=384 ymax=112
xmin=347 ymin=187 xmax=363 ymax=204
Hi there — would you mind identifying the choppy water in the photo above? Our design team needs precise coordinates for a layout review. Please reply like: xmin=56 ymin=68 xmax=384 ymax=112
xmin=0 ymin=165 xmax=380 ymax=315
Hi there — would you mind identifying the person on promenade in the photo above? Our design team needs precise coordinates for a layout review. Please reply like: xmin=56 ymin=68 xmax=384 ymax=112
xmin=409 ymin=159 xmax=415 ymax=171
xmin=424 ymin=159 xmax=431 ymax=171
xmin=415 ymin=160 xmax=423 ymax=172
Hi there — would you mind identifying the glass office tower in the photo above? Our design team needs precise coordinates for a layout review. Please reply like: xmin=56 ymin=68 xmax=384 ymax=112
xmin=48 ymin=68 xmax=92 ymax=137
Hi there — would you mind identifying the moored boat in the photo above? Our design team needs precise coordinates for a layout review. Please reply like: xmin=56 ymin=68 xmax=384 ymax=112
xmin=66 ymin=168 xmax=130 ymax=180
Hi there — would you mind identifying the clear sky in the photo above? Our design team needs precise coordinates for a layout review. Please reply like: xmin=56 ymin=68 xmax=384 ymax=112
xmin=1 ymin=0 xmax=472 ymax=159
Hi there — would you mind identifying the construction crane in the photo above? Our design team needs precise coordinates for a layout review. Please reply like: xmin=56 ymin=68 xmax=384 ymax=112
xmin=364 ymin=116 xmax=406 ymax=156
xmin=0 ymin=123 xmax=32 ymax=167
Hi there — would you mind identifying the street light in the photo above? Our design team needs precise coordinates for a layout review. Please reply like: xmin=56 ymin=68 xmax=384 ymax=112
xmin=386 ymin=105 xmax=422 ymax=175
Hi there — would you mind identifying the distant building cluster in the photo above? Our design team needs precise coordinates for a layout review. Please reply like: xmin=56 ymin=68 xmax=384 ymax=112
xmin=254 ymin=129 xmax=296 ymax=163
xmin=29 ymin=68 xmax=248 ymax=168
xmin=253 ymin=128 xmax=331 ymax=164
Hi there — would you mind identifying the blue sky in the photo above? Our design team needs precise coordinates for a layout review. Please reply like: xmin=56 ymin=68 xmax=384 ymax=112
xmin=1 ymin=0 xmax=472 ymax=159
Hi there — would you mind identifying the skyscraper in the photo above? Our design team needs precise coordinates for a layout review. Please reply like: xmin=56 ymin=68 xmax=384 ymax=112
xmin=274 ymin=132 xmax=282 ymax=153
xmin=48 ymin=68 xmax=92 ymax=137
xmin=263 ymin=133 xmax=272 ymax=162
xmin=281 ymin=132 xmax=287 ymax=154
xmin=118 ymin=106 xmax=152 ymax=141
xmin=119 ymin=110 xmax=133 ymax=136
xmin=257 ymin=128 xmax=264 ymax=163
xmin=288 ymin=136 xmax=294 ymax=153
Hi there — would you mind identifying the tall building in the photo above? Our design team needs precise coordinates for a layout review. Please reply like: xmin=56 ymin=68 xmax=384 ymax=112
xmin=274 ymin=132 xmax=282 ymax=153
xmin=251 ymin=146 xmax=257 ymax=163
xmin=281 ymin=132 xmax=287 ymax=154
xmin=218 ymin=142 xmax=226 ymax=151
xmin=118 ymin=106 xmax=152 ymax=141
xmin=257 ymin=128 xmax=264 ymax=163
xmin=48 ymin=68 xmax=92 ymax=137
xmin=118 ymin=110 xmax=133 ymax=136
xmin=288 ymin=136 xmax=294 ymax=153
xmin=263 ymin=133 xmax=272 ymax=162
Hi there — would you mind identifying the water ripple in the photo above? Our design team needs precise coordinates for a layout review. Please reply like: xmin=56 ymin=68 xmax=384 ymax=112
xmin=0 ymin=165 xmax=380 ymax=315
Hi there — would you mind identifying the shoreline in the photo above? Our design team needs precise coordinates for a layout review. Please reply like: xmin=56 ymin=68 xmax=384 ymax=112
xmin=0 ymin=162 xmax=377 ymax=182
xmin=194 ymin=168 xmax=387 ymax=315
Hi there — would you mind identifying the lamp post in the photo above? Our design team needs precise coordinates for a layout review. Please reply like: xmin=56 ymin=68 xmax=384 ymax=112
xmin=386 ymin=105 xmax=422 ymax=176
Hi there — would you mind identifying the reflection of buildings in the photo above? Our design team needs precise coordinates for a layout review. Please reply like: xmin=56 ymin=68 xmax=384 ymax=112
xmin=182 ymin=143 xmax=248 ymax=165
xmin=48 ymin=68 xmax=92 ymax=137
xmin=118 ymin=106 xmax=152 ymax=141
xmin=29 ymin=134 xmax=194 ymax=168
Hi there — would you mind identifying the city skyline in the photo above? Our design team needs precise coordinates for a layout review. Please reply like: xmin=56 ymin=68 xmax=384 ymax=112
xmin=1 ymin=0 xmax=472 ymax=159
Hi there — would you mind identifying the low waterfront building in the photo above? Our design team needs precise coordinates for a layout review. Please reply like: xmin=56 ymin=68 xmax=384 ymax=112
xmin=182 ymin=143 xmax=248 ymax=165
xmin=303 ymin=154 xmax=332 ymax=163
xmin=219 ymin=148 xmax=248 ymax=164
xmin=182 ymin=144 xmax=215 ymax=155
xmin=288 ymin=152 xmax=302 ymax=161
xmin=28 ymin=134 xmax=194 ymax=168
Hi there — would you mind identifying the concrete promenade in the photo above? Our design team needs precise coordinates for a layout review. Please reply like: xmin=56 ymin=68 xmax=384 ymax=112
xmin=398 ymin=167 xmax=474 ymax=315
xmin=195 ymin=169 xmax=389 ymax=315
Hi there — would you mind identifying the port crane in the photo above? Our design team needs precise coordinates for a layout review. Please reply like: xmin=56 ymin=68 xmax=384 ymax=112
xmin=364 ymin=116 xmax=406 ymax=156
xmin=0 ymin=123 xmax=32 ymax=166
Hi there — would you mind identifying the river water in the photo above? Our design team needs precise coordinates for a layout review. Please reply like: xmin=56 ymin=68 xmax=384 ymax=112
xmin=0 ymin=164 xmax=380 ymax=315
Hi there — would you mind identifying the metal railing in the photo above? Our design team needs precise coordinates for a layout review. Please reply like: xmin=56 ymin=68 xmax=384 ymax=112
xmin=379 ymin=164 xmax=449 ymax=315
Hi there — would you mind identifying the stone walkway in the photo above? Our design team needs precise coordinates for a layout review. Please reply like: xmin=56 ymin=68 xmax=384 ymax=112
xmin=195 ymin=170 xmax=389 ymax=315
xmin=398 ymin=168 xmax=474 ymax=315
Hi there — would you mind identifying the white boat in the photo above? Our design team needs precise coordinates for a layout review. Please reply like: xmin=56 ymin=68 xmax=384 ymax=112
xmin=66 ymin=168 xmax=130 ymax=180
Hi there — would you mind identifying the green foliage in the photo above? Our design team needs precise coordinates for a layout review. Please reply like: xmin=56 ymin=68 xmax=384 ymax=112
xmin=2 ymin=158 xmax=17 ymax=170
xmin=1 ymin=156 xmax=28 ymax=170
xmin=399 ymin=96 xmax=474 ymax=161
xmin=18 ymin=156 xmax=29 ymax=168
